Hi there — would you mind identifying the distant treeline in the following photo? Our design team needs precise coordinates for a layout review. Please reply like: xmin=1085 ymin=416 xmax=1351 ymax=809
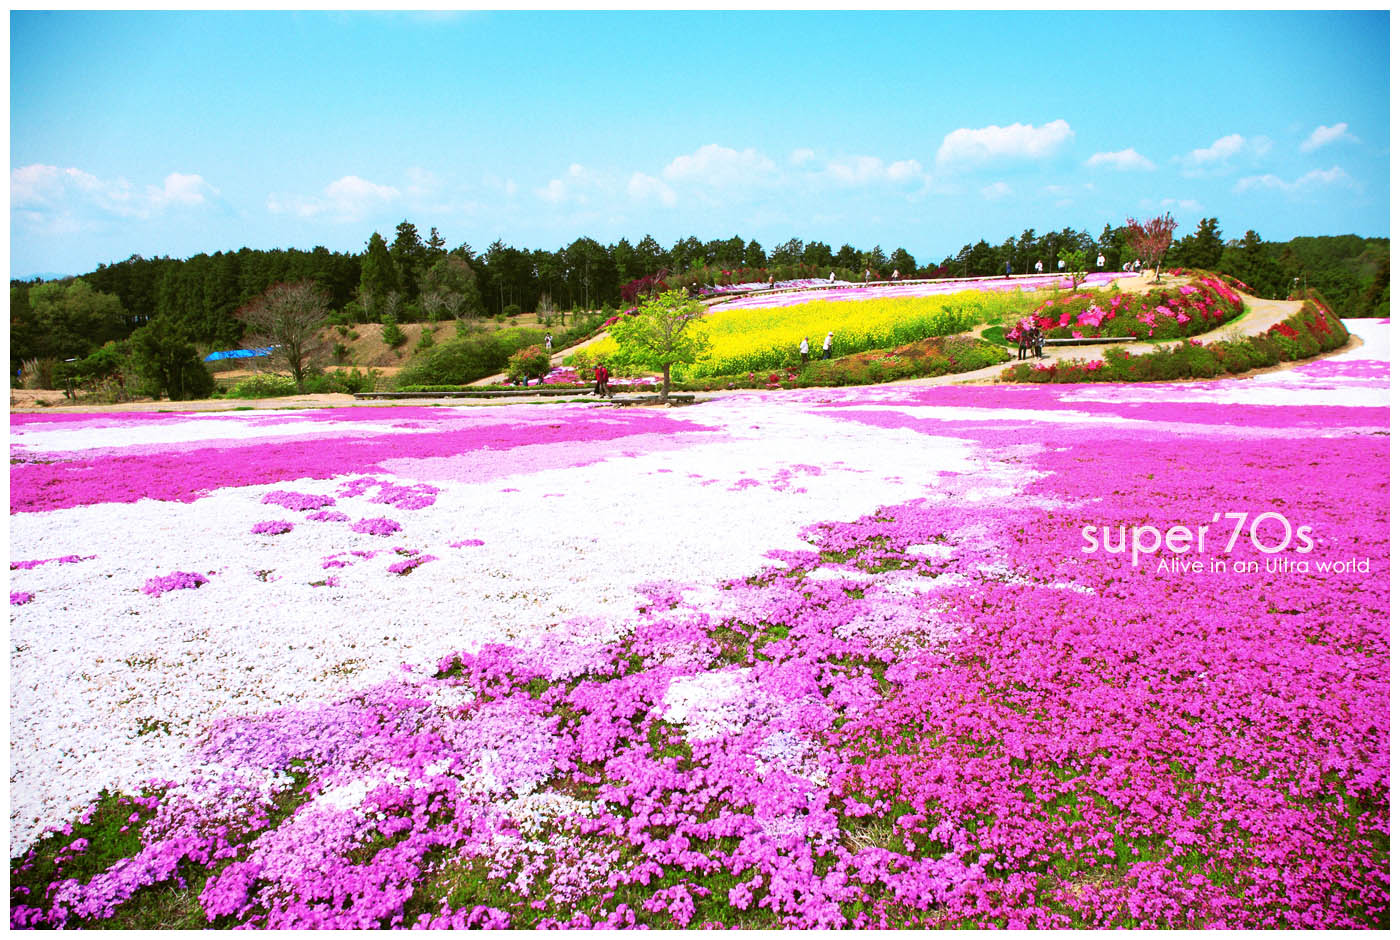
xmin=9 ymin=219 xmax=1389 ymax=374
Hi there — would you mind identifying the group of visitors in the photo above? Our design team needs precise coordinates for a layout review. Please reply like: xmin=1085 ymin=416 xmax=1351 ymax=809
xmin=1017 ymin=327 xmax=1045 ymax=360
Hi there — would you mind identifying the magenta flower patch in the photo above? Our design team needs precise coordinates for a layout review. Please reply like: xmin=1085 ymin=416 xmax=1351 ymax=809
xmin=11 ymin=591 xmax=35 ymax=605
xmin=350 ymin=517 xmax=401 ymax=537
xmin=387 ymin=554 xmax=436 ymax=575
xmin=261 ymin=490 xmax=336 ymax=512
xmin=141 ymin=571 xmax=209 ymax=597
xmin=305 ymin=510 xmax=350 ymax=523
xmin=250 ymin=520 xmax=294 ymax=535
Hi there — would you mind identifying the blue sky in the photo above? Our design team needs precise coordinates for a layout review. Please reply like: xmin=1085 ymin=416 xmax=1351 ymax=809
xmin=9 ymin=9 xmax=1391 ymax=278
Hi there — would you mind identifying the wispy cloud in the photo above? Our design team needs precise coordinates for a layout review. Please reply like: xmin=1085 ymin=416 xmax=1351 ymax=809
xmin=267 ymin=174 xmax=400 ymax=221
xmin=1300 ymin=122 xmax=1356 ymax=152
xmin=1159 ymin=197 xmax=1203 ymax=213
xmin=819 ymin=155 xmax=926 ymax=188
xmin=13 ymin=164 xmax=218 ymax=220
xmin=935 ymin=120 xmax=1073 ymax=168
xmin=981 ymin=182 xmax=1012 ymax=200
xmin=626 ymin=172 xmax=677 ymax=208
xmin=1233 ymin=166 xmax=1354 ymax=194
xmin=1085 ymin=148 xmax=1156 ymax=171
xmin=662 ymin=144 xmax=777 ymax=187
xmin=1179 ymin=134 xmax=1271 ymax=176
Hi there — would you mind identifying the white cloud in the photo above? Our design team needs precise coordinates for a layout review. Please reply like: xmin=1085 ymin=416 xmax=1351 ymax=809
xmin=821 ymin=155 xmax=926 ymax=187
xmin=535 ymin=178 xmax=569 ymax=204
xmin=268 ymin=175 xmax=400 ymax=221
xmin=626 ymin=172 xmax=676 ymax=207
xmin=1300 ymin=122 xmax=1355 ymax=152
xmin=662 ymin=144 xmax=777 ymax=187
xmin=1085 ymin=148 xmax=1156 ymax=171
xmin=1179 ymin=134 xmax=1271 ymax=175
xmin=981 ymin=182 xmax=1012 ymax=200
xmin=1160 ymin=198 xmax=1204 ymax=213
xmin=789 ymin=148 xmax=816 ymax=166
xmin=935 ymin=119 xmax=1073 ymax=167
xmin=12 ymin=164 xmax=218 ymax=232
xmin=1233 ymin=166 xmax=1354 ymax=194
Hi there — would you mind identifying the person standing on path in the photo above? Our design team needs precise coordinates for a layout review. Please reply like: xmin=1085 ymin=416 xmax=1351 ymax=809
xmin=1005 ymin=260 xmax=1012 ymax=278
xmin=593 ymin=362 xmax=611 ymax=398
xmin=545 ymin=333 xmax=553 ymax=358
xmin=822 ymin=331 xmax=833 ymax=360
xmin=1096 ymin=253 xmax=1106 ymax=270
xmin=1035 ymin=260 xmax=1044 ymax=275
xmin=800 ymin=336 xmax=810 ymax=365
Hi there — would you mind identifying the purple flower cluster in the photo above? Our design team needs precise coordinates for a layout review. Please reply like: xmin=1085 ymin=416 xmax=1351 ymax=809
xmin=250 ymin=520 xmax=294 ymax=535
xmin=140 ymin=571 xmax=209 ymax=597
xmin=350 ymin=517 xmax=402 ymax=537
xmin=11 ymin=591 xmax=35 ymax=605
xmin=261 ymin=490 xmax=336 ymax=512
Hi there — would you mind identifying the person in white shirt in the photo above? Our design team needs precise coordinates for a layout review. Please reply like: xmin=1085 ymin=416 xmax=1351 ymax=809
xmin=1035 ymin=260 xmax=1044 ymax=274
xmin=1096 ymin=253 xmax=1106 ymax=269
xmin=828 ymin=271 xmax=836 ymax=283
xmin=799 ymin=336 xmax=810 ymax=365
xmin=822 ymin=331 xmax=833 ymax=359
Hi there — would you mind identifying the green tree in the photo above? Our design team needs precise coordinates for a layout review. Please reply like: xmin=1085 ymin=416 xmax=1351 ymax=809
xmin=359 ymin=232 xmax=399 ymax=308
xmin=1175 ymin=217 xmax=1224 ymax=270
xmin=25 ymin=278 xmax=127 ymax=361
xmin=608 ymin=289 xmax=710 ymax=403
xmin=421 ymin=254 xmax=485 ymax=324
xmin=889 ymin=247 xmax=917 ymax=277
xmin=234 ymin=280 xmax=331 ymax=391
xmin=127 ymin=316 xmax=214 ymax=401
xmin=390 ymin=220 xmax=428 ymax=301
xmin=744 ymin=239 xmax=766 ymax=269
xmin=1059 ymin=248 xmax=1089 ymax=289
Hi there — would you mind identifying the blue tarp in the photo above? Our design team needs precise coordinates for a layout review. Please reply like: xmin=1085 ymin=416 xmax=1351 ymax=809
xmin=204 ymin=347 xmax=275 ymax=362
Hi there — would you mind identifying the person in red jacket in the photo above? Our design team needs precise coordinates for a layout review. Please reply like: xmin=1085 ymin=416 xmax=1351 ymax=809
xmin=593 ymin=362 xmax=611 ymax=398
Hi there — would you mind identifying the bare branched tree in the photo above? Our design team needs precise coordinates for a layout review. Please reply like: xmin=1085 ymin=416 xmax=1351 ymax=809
xmin=234 ymin=280 xmax=330 ymax=392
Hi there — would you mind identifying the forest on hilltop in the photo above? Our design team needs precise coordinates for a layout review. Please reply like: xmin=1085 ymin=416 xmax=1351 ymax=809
xmin=10 ymin=219 xmax=1389 ymax=379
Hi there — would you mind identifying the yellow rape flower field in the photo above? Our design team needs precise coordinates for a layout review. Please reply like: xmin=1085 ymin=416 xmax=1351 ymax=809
xmin=577 ymin=290 xmax=1035 ymax=380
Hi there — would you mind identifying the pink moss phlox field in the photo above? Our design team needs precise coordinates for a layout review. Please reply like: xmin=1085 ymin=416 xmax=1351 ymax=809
xmin=140 ymin=571 xmax=210 ymax=597
xmin=9 ymin=370 xmax=1388 ymax=927
xmin=10 ymin=409 xmax=716 ymax=514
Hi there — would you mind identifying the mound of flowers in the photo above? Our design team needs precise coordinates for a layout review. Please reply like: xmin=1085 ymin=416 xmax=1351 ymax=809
xmin=680 ymin=335 xmax=1010 ymax=390
xmin=1006 ymin=276 xmax=1244 ymax=345
xmin=1002 ymin=295 xmax=1347 ymax=384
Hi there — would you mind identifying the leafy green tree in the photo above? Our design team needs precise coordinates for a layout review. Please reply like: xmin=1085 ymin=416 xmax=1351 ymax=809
xmin=889 ymin=247 xmax=917 ymax=277
xmin=359 ymin=232 xmax=399 ymax=308
xmin=1059 ymin=248 xmax=1089 ymax=289
xmin=1175 ymin=217 xmax=1224 ymax=270
xmin=608 ymin=289 xmax=710 ymax=403
xmin=25 ymin=278 xmax=127 ymax=361
xmin=744 ymin=239 xmax=766 ymax=268
xmin=127 ymin=316 xmax=214 ymax=400
xmin=769 ymin=238 xmax=805 ymax=267
xmin=636 ymin=234 xmax=668 ymax=275
xmin=421 ymin=255 xmax=484 ymax=324
xmin=1220 ymin=230 xmax=1285 ymax=298
xmin=390 ymin=220 xmax=428 ymax=301
xmin=234 ymin=280 xmax=331 ymax=391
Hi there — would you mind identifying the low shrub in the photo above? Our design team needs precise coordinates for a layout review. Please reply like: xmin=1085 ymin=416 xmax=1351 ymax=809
xmin=227 ymin=374 xmax=298 ymax=398
xmin=506 ymin=345 xmax=551 ymax=384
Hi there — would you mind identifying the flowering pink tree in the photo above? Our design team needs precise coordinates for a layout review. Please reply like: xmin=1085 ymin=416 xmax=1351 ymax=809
xmin=1125 ymin=213 xmax=1178 ymax=283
